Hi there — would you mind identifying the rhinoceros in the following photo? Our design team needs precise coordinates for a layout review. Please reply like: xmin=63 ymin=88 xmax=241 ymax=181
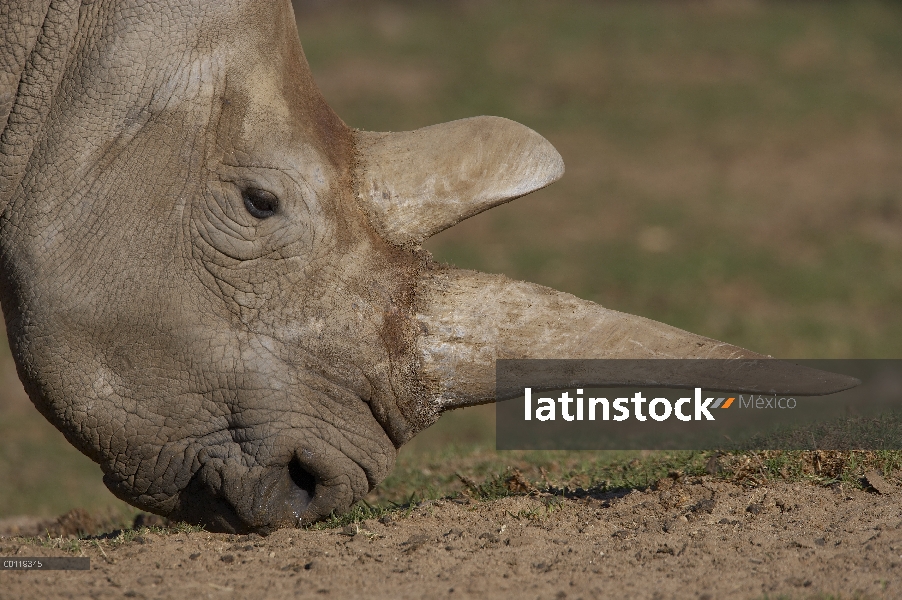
xmin=0 ymin=1 xmax=854 ymax=532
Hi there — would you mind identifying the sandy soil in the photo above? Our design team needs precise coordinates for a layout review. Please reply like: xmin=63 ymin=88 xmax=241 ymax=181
xmin=1 ymin=477 xmax=900 ymax=600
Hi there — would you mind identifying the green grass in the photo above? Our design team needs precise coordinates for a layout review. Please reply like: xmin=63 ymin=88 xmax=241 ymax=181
xmin=300 ymin=0 xmax=902 ymax=358
xmin=2 ymin=0 xmax=902 ymax=524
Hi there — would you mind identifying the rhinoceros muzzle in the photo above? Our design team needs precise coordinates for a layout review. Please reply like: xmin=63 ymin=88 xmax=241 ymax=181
xmin=169 ymin=446 xmax=350 ymax=532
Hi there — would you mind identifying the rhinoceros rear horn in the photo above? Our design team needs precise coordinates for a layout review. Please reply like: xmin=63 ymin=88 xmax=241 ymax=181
xmin=354 ymin=116 xmax=564 ymax=246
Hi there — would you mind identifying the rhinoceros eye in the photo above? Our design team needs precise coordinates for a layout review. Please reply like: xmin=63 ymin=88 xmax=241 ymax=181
xmin=243 ymin=188 xmax=279 ymax=219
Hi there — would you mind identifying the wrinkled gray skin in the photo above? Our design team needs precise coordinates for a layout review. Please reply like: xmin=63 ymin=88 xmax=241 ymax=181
xmin=0 ymin=1 xmax=856 ymax=533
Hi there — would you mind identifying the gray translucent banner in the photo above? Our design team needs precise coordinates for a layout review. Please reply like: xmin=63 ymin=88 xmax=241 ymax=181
xmin=495 ymin=359 xmax=902 ymax=450
xmin=1 ymin=557 xmax=90 ymax=570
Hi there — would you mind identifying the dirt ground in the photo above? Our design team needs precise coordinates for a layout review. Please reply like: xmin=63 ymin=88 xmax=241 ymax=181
xmin=1 ymin=478 xmax=900 ymax=600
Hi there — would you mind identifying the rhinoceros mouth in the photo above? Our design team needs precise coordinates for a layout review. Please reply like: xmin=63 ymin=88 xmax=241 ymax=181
xmin=163 ymin=448 xmax=330 ymax=533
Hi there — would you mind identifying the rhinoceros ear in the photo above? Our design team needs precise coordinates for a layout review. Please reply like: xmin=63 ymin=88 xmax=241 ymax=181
xmin=354 ymin=116 xmax=564 ymax=246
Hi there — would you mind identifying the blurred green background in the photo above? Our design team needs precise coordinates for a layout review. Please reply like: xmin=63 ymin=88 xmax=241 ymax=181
xmin=2 ymin=0 xmax=902 ymax=520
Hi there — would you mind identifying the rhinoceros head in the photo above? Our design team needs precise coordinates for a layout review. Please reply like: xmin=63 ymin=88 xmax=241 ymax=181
xmin=0 ymin=1 xmax=853 ymax=532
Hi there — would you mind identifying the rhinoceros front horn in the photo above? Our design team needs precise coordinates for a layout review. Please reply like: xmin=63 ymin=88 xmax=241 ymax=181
xmin=355 ymin=118 xmax=857 ymax=414
xmin=415 ymin=270 xmax=859 ymax=410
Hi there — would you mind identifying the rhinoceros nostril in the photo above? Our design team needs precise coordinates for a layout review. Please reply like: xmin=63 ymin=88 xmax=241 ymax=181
xmin=287 ymin=457 xmax=317 ymax=513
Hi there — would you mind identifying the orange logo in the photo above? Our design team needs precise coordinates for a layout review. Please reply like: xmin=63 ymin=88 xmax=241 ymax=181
xmin=711 ymin=397 xmax=734 ymax=409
